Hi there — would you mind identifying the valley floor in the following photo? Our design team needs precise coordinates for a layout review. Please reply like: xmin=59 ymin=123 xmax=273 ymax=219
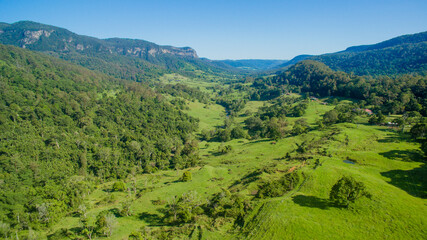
xmin=50 ymin=99 xmax=426 ymax=239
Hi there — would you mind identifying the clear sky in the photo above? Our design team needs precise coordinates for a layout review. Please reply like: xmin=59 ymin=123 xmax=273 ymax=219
xmin=0 ymin=0 xmax=426 ymax=60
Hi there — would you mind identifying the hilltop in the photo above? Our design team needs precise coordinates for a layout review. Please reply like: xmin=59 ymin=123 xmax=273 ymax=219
xmin=274 ymin=31 xmax=427 ymax=76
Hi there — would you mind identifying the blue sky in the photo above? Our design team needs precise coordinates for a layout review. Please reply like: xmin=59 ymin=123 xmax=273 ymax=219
xmin=1 ymin=0 xmax=426 ymax=59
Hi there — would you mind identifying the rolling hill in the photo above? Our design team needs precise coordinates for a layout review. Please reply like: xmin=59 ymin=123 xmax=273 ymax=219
xmin=274 ymin=31 xmax=427 ymax=76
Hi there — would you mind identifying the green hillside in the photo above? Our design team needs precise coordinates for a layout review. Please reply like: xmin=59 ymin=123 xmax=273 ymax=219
xmin=274 ymin=31 xmax=427 ymax=76
xmin=0 ymin=44 xmax=202 ymax=238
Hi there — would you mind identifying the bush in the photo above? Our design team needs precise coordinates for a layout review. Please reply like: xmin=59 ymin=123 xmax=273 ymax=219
xmin=218 ymin=145 xmax=233 ymax=154
xmin=257 ymin=171 xmax=303 ymax=198
xmin=112 ymin=181 xmax=126 ymax=192
xmin=129 ymin=231 xmax=143 ymax=240
xmin=181 ymin=171 xmax=192 ymax=182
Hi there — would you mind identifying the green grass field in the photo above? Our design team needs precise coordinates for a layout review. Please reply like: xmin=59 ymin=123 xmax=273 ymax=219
xmin=49 ymin=97 xmax=426 ymax=240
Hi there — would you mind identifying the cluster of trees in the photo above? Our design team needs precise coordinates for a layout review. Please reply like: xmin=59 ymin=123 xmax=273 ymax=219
xmin=163 ymin=189 xmax=252 ymax=227
xmin=243 ymin=98 xmax=310 ymax=140
xmin=0 ymin=44 xmax=200 ymax=231
xmin=252 ymin=60 xmax=427 ymax=116
xmin=409 ymin=118 xmax=427 ymax=156
xmin=200 ymin=117 xmax=249 ymax=143
xmin=216 ymin=98 xmax=247 ymax=116
xmin=158 ymin=83 xmax=210 ymax=104
xmin=257 ymin=97 xmax=309 ymax=119
xmin=321 ymin=104 xmax=357 ymax=126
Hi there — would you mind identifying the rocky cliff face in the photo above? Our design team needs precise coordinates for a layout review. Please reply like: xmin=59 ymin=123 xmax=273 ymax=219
xmin=21 ymin=30 xmax=54 ymax=47
xmin=0 ymin=21 xmax=198 ymax=59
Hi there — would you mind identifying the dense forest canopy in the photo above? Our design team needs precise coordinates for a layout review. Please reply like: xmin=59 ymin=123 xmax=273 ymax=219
xmin=0 ymin=44 xmax=200 ymax=230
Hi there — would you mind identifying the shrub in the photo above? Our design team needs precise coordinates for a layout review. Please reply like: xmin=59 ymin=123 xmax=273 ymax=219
xmin=129 ymin=231 xmax=143 ymax=240
xmin=218 ymin=145 xmax=233 ymax=154
xmin=181 ymin=171 xmax=192 ymax=182
xmin=112 ymin=181 xmax=126 ymax=192
xmin=257 ymin=171 xmax=303 ymax=198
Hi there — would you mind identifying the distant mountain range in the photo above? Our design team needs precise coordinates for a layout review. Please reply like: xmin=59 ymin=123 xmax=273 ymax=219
xmin=0 ymin=21 xmax=240 ymax=80
xmin=274 ymin=31 xmax=427 ymax=75
xmin=0 ymin=21 xmax=197 ymax=58
xmin=217 ymin=59 xmax=288 ymax=71
xmin=0 ymin=21 xmax=425 ymax=77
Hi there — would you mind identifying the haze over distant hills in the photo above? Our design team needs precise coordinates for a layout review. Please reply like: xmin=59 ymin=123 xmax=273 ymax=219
xmin=218 ymin=59 xmax=288 ymax=71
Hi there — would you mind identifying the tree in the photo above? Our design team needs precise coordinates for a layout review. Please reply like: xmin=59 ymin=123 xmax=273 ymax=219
xmin=95 ymin=211 xmax=117 ymax=237
xmin=291 ymin=118 xmax=309 ymax=135
xmin=369 ymin=111 xmax=386 ymax=125
xmin=80 ymin=216 xmax=94 ymax=240
xmin=421 ymin=141 xmax=427 ymax=157
xmin=37 ymin=203 xmax=50 ymax=224
xmin=410 ymin=122 xmax=427 ymax=140
xmin=231 ymin=125 xmax=249 ymax=139
xmin=78 ymin=204 xmax=87 ymax=217
xmin=120 ymin=200 xmax=133 ymax=217
xmin=265 ymin=117 xmax=287 ymax=140
xmin=164 ymin=191 xmax=203 ymax=224
xmin=244 ymin=116 xmax=264 ymax=137
xmin=0 ymin=221 xmax=10 ymax=239
xmin=104 ymin=212 xmax=117 ymax=237
xmin=323 ymin=110 xmax=338 ymax=125
xmin=95 ymin=211 xmax=108 ymax=236
xmin=329 ymin=176 xmax=371 ymax=207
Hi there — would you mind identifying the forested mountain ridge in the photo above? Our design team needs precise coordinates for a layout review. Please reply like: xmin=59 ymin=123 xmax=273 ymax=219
xmin=342 ymin=31 xmax=427 ymax=52
xmin=0 ymin=21 xmax=241 ymax=81
xmin=274 ymin=31 xmax=427 ymax=76
xmin=0 ymin=43 xmax=200 ymax=230
xmin=0 ymin=21 xmax=197 ymax=59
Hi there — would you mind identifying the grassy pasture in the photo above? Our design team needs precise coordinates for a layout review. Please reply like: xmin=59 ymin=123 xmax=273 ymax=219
xmin=49 ymin=97 xmax=426 ymax=240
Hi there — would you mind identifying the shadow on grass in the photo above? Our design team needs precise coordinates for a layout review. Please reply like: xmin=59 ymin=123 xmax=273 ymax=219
xmin=292 ymin=195 xmax=340 ymax=210
xmin=381 ymin=164 xmax=426 ymax=199
xmin=139 ymin=212 xmax=164 ymax=226
xmin=377 ymin=135 xmax=403 ymax=143
xmin=243 ymin=139 xmax=271 ymax=145
xmin=375 ymin=130 xmax=415 ymax=142
xmin=379 ymin=149 xmax=424 ymax=162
